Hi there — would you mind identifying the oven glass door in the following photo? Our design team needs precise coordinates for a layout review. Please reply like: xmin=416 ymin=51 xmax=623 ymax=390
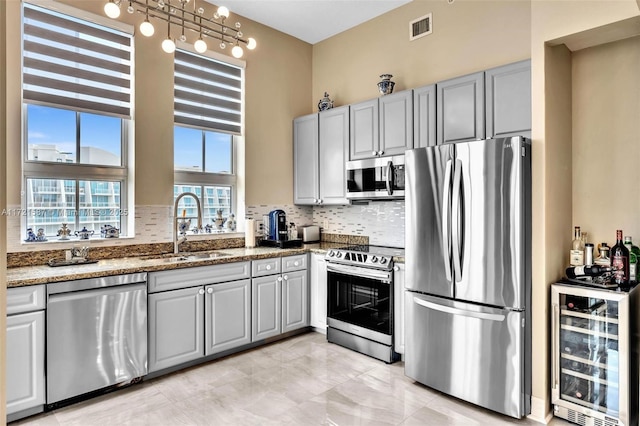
xmin=327 ymin=269 xmax=392 ymax=335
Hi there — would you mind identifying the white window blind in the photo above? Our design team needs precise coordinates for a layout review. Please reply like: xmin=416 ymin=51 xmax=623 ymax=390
xmin=22 ymin=3 xmax=132 ymax=118
xmin=175 ymin=49 xmax=243 ymax=135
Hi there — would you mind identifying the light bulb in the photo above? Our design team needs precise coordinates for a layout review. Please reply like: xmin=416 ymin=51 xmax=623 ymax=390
xmin=139 ymin=20 xmax=155 ymax=37
xmin=219 ymin=42 xmax=226 ymax=49
xmin=194 ymin=38 xmax=207 ymax=53
xmin=127 ymin=4 xmax=134 ymax=13
xmin=231 ymin=45 xmax=243 ymax=58
xmin=104 ymin=1 xmax=121 ymax=18
xmin=179 ymin=34 xmax=187 ymax=42
xmin=217 ymin=6 xmax=229 ymax=19
xmin=247 ymin=37 xmax=257 ymax=50
xmin=162 ymin=38 xmax=176 ymax=53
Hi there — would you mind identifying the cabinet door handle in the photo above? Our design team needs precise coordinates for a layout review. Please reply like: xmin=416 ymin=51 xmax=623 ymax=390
xmin=372 ymin=151 xmax=377 ymax=156
xmin=266 ymin=264 xmax=272 ymax=270
xmin=294 ymin=261 xmax=300 ymax=267
xmin=378 ymin=150 xmax=384 ymax=156
xmin=198 ymin=288 xmax=205 ymax=295
xmin=207 ymin=288 xmax=213 ymax=294
xmin=283 ymin=275 xmax=288 ymax=281
xmin=393 ymin=265 xmax=399 ymax=272
xmin=277 ymin=276 xmax=283 ymax=282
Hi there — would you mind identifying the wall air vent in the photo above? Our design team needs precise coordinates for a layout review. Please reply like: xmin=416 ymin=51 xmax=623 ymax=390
xmin=409 ymin=13 xmax=432 ymax=41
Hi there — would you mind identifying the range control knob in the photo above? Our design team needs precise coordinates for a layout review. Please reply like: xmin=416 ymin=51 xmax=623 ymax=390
xmin=336 ymin=252 xmax=343 ymax=258
xmin=328 ymin=250 xmax=335 ymax=257
xmin=370 ymin=256 xmax=378 ymax=263
xmin=379 ymin=257 xmax=388 ymax=264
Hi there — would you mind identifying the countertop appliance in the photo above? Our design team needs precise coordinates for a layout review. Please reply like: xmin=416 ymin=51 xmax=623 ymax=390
xmin=346 ymin=155 xmax=405 ymax=200
xmin=325 ymin=244 xmax=403 ymax=363
xmin=404 ymin=136 xmax=532 ymax=418
xmin=551 ymin=283 xmax=638 ymax=426
xmin=298 ymin=225 xmax=320 ymax=243
xmin=268 ymin=209 xmax=288 ymax=241
xmin=46 ymin=273 xmax=148 ymax=407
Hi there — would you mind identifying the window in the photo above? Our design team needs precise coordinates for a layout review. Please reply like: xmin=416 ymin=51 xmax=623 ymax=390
xmin=173 ymin=48 xmax=243 ymax=228
xmin=22 ymin=2 xmax=132 ymax=239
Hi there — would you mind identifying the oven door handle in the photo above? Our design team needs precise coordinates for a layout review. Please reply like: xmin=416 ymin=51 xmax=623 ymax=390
xmin=326 ymin=263 xmax=392 ymax=283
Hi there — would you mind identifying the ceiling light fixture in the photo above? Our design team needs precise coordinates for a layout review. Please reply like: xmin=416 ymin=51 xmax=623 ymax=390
xmin=104 ymin=0 xmax=257 ymax=55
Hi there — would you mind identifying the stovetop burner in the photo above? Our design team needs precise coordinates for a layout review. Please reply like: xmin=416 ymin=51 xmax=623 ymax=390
xmin=325 ymin=245 xmax=404 ymax=270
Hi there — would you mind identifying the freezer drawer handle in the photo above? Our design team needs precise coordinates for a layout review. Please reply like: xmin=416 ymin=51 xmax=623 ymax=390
xmin=413 ymin=297 xmax=505 ymax=322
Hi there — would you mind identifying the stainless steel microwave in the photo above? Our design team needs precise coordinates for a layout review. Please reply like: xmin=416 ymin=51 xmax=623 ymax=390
xmin=346 ymin=155 xmax=405 ymax=200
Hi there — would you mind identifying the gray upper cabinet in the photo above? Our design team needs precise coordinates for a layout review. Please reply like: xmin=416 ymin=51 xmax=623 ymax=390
xmin=350 ymin=91 xmax=413 ymax=160
xmin=294 ymin=106 xmax=349 ymax=206
xmin=437 ymin=71 xmax=485 ymax=145
xmin=485 ymin=59 xmax=531 ymax=138
xmin=413 ymin=84 xmax=437 ymax=148
xmin=318 ymin=106 xmax=349 ymax=204
xmin=349 ymin=98 xmax=378 ymax=160
xmin=293 ymin=113 xmax=320 ymax=205
xmin=379 ymin=90 xmax=413 ymax=156
xmin=205 ymin=279 xmax=251 ymax=355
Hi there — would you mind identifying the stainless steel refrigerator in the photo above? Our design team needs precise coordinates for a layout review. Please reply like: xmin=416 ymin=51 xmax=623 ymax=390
xmin=404 ymin=136 xmax=531 ymax=419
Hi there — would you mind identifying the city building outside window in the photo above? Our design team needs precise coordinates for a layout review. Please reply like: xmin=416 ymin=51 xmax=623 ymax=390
xmin=173 ymin=47 xmax=243 ymax=231
xmin=21 ymin=2 xmax=132 ymax=239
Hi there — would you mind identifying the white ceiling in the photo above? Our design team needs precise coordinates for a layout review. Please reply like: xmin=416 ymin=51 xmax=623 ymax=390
xmin=205 ymin=0 xmax=412 ymax=44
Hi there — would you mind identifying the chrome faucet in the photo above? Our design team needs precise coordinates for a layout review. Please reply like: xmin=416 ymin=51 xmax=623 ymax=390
xmin=173 ymin=192 xmax=203 ymax=254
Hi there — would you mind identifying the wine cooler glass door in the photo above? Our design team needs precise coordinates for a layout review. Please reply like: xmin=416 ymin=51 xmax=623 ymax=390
xmin=556 ymin=292 xmax=620 ymax=416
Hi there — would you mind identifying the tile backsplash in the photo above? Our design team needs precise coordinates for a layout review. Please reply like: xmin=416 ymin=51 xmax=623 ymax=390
xmin=7 ymin=201 xmax=406 ymax=253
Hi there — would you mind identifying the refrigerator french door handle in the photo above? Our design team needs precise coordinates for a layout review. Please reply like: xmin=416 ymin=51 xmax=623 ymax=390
xmin=552 ymin=303 xmax=560 ymax=389
xmin=413 ymin=296 xmax=506 ymax=322
xmin=442 ymin=159 xmax=453 ymax=281
xmin=385 ymin=160 xmax=393 ymax=196
xmin=451 ymin=159 xmax=463 ymax=283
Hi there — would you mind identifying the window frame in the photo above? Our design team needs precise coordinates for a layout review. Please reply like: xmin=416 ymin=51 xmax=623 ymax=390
xmin=172 ymin=43 xmax=244 ymax=225
xmin=20 ymin=1 xmax=133 ymax=240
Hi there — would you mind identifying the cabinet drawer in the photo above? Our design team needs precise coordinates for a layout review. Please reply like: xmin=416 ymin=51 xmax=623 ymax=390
xmin=252 ymin=257 xmax=281 ymax=277
xmin=148 ymin=261 xmax=251 ymax=293
xmin=282 ymin=254 xmax=307 ymax=272
xmin=7 ymin=285 xmax=45 ymax=315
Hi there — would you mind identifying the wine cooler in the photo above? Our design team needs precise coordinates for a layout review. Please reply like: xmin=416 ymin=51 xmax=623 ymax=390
xmin=551 ymin=283 xmax=639 ymax=426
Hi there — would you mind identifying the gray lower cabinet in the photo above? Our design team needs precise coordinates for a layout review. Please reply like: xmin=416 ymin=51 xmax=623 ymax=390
xmin=148 ymin=286 xmax=205 ymax=372
xmin=148 ymin=261 xmax=251 ymax=373
xmin=252 ymin=255 xmax=309 ymax=340
xmin=252 ymin=274 xmax=282 ymax=341
xmin=485 ymin=59 xmax=531 ymax=138
xmin=205 ymin=279 xmax=251 ymax=355
xmin=282 ymin=269 xmax=308 ymax=333
xmin=393 ymin=263 xmax=405 ymax=355
xmin=436 ymin=71 xmax=485 ymax=145
xmin=6 ymin=285 xmax=46 ymax=422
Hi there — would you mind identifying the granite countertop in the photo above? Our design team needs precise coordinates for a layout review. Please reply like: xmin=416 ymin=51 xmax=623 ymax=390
xmin=6 ymin=242 xmax=353 ymax=288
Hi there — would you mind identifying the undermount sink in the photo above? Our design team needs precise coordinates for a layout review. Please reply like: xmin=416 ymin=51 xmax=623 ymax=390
xmin=143 ymin=251 xmax=231 ymax=263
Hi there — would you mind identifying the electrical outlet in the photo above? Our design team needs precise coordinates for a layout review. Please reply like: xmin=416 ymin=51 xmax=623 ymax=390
xmin=323 ymin=219 xmax=329 ymax=230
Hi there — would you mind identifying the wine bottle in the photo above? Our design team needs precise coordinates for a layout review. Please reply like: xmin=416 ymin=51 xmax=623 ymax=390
xmin=610 ymin=230 xmax=630 ymax=286
xmin=566 ymin=265 xmax=613 ymax=278
xmin=623 ymin=236 xmax=640 ymax=284
xmin=570 ymin=226 xmax=585 ymax=266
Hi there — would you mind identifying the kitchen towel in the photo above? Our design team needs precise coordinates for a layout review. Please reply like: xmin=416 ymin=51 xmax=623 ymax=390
xmin=245 ymin=219 xmax=255 ymax=248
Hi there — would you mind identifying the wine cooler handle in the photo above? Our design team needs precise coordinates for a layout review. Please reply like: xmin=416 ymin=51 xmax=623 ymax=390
xmin=442 ymin=159 xmax=453 ymax=281
xmin=552 ymin=303 xmax=560 ymax=389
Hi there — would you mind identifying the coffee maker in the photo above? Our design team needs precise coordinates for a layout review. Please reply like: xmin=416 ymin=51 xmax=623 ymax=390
xmin=268 ymin=209 xmax=288 ymax=241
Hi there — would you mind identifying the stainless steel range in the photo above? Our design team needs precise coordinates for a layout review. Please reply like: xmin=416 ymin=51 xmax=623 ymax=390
xmin=325 ymin=245 xmax=402 ymax=363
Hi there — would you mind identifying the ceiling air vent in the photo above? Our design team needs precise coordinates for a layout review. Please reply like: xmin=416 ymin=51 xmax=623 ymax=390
xmin=409 ymin=13 xmax=432 ymax=41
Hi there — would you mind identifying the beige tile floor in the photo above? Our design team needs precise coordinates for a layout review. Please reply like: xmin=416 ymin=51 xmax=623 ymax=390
xmin=14 ymin=332 xmax=572 ymax=426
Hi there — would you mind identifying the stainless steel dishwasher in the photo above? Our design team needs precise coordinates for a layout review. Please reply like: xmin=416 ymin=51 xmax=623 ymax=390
xmin=46 ymin=273 xmax=148 ymax=406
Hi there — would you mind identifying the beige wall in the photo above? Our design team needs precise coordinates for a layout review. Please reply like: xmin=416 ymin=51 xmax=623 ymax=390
xmin=572 ymin=36 xmax=640 ymax=246
xmin=1 ymin=0 xmax=7 ymax=419
xmin=4 ymin=0 xmax=312 ymax=209
xmin=531 ymin=0 xmax=639 ymax=420
xmin=312 ymin=0 xmax=531 ymax=108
